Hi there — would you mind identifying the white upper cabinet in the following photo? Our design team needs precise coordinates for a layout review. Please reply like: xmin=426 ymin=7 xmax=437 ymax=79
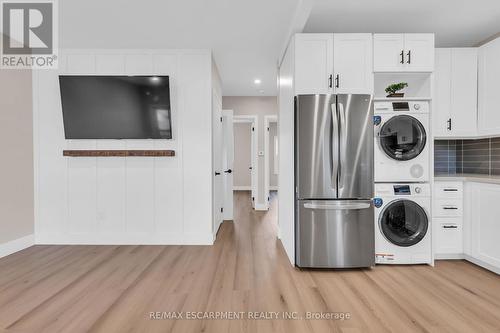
xmin=434 ymin=48 xmax=478 ymax=137
xmin=374 ymin=34 xmax=434 ymax=72
xmin=404 ymin=34 xmax=435 ymax=72
xmin=478 ymin=37 xmax=500 ymax=136
xmin=294 ymin=33 xmax=373 ymax=95
xmin=294 ymin=34 xmax=334 ymax=95
xmin=333 ymin=33 xmax=373 ymax=94
xmin=373 ymin=34 xmax=405 ymax=72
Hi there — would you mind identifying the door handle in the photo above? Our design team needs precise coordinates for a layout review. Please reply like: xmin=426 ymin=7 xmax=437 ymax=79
xmin=443 ymin=225 xmax=458 ymax=229
xmin=400 ymin=50 xmax=405 ymax=64
xmin=447 ymin=118 xmax=452 ymax=131
xmin=407 ymin=50 xmax=411 ymax=64
xmin=304 ymin=201 xmax=371 ymax=210
xmin=443 ymin=207 xmax=458 ymax=210
xmin=224 ymin=169 xmax=232 ymax=174
xmin=249 ymin=167 xmax=252 ymax=170
xmin=337 ymin=102 xmax=346 ymax=190
xmin=328 ymin=74 xmax=333 ymax=88
xmin=335 ymin=74 xmax=340 ymax=88
xmin=215 ymin=172 xmax=221 ymax=176
xmin=330 ymin=104 xmax=339 ymax=189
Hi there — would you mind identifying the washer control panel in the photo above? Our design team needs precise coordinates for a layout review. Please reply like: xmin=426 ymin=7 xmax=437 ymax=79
xmin=374 ymin=101 xmax=429 ymax=113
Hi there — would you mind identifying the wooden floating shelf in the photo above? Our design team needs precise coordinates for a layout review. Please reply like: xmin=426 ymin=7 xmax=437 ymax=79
xmin=63 ymin=150 xmax=175 ymax=157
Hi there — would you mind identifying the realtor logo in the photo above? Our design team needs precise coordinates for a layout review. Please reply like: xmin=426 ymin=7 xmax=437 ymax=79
xmin=1 ymin=0 xmax=58 ymax=68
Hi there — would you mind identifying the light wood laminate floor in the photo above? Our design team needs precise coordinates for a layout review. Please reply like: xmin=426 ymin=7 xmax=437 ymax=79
xmin=1 ymin=191 xmax=500 ymax=332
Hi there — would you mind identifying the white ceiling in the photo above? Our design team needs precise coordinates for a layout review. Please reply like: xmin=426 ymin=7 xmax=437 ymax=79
xmin=304 ymin=0 xmax=500 ymax=47
xmin=59 ymin=0 xmax=500 ymax=96
xmin=59 ymin=0 xmax=300 ymax=96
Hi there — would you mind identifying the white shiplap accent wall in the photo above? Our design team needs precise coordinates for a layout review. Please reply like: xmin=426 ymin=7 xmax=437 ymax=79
xmin=33 ymin=49 xmax=214 ymax=245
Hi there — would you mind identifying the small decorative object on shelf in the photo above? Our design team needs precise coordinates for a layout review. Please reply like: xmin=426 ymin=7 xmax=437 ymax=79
xmin=385 ymin=82 xmax=408 ymax=98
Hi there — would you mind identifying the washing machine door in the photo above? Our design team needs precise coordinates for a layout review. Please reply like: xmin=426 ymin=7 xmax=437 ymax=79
xmin=379 ymin=199 xmax=428 ymax=247
xmin=379 ymin=115 xmax=426 ymax=161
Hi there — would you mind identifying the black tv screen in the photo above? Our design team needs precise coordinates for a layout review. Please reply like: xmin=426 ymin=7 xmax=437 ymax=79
xmin=59 ymin=76 xmax=172 ymax=139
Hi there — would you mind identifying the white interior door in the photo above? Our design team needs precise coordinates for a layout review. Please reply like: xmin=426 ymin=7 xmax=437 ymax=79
xmin=212 ymin=92 xmax=224 ymax=235
xmin=250 ymin=123 xmax=257 ymax=208
xmin=222 ymin=110 xmax=234 ymax=220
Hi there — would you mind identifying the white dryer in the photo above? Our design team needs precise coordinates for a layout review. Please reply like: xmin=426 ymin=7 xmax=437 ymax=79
xmin=374 ymin=183 xmax=432 ymax=265
xmin=374 ymin=101 xmax=430 ymax=182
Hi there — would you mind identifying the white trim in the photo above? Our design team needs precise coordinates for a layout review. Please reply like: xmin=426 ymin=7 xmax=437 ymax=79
xmin=464 ymin=254 xmax=500 ymax=275
xmin=264 ymin=115 xmax=279 ymax=210
xmin=35 ymin=232 xmax=214 ymax=246
xmin=270 ymin=186 xmax=278 ymax=191
xmin=233 ymin=115 xmax=259 ymax=207
xmin=434 ymin=253 xmax=465 ymax=260
xmin=0 ymin=234 xmax=35 ymax=259
xmin=233 ymin=186 xmax=251 ymax=191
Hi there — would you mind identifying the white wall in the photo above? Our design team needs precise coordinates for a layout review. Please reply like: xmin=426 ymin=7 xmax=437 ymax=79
xmin=278 ymin=39 xmax=296 ymax=265
xmin=222 ymin=96 xmax=278 ymax=206
xmin=34 ymin=49 xmax=215 ymax=245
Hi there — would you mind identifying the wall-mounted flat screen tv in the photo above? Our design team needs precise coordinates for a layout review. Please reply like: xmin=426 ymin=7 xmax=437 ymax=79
xmin=59 ymin=75 xmax=172 ymax=139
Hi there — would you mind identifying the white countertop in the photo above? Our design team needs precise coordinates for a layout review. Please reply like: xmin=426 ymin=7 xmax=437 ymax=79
xmin=435 ymin=173 xmax=500 ymax=185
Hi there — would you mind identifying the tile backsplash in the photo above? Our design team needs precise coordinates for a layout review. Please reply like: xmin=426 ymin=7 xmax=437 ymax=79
xmin=434 ymin=138 xmax=500 ymax=175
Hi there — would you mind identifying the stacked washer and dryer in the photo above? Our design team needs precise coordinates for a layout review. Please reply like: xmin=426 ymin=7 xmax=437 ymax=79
xmin=373 ymin=100 xmax=432 ymax=265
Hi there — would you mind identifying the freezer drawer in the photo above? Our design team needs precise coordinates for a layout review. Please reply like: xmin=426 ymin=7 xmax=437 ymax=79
xmin=296 ymin=200 xmax=375 ymax=268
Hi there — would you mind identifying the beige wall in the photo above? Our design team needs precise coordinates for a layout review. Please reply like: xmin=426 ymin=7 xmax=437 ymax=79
xmin=222 ymin=96 xmax=278 ymax=205
xmin=233 ymin=123 xmax=252 ymax=187
xmin=0 ymin=69 xmax=34 ymax=244
xmin=269 ymin=122 xmax=278 ymax=188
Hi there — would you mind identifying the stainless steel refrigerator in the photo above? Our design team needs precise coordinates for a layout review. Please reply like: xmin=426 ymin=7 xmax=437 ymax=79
xmin=295 ymin=94 xmax=374 ymax=268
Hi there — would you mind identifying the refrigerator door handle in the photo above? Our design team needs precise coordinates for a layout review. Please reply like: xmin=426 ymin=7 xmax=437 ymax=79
xmin=330 ymin=104 xmax=339 ymax=189
xmin=337 ymin=102 xmax=347 ymax=190
xmin=303 ymin=201 xmax=371 ymax=210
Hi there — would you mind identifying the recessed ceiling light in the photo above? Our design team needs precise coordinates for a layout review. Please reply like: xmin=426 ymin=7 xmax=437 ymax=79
xmin=254 ymin=79 xmax=261 ymax=85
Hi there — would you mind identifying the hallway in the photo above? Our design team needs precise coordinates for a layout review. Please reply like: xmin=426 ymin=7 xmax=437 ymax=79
xmin=0 ymin=192 xmax=499 ymax=332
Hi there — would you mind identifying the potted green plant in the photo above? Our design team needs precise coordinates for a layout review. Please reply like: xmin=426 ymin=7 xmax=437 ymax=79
xmin=385 ymin=82 xmax=408 ymax=98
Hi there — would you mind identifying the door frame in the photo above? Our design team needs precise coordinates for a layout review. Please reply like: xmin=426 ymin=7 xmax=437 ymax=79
xmin=264 ymin=115 xmax=278 ymax=210
xmin=233 ymin=115 xmax=258 ymax=208
xmin=222 ymin=109 xmax=234 ymax=221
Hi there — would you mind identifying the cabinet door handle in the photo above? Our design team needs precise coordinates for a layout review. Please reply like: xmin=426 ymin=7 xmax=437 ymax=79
xmin=447 ymin=118 xmax=452 ymax=131
xmin=400 ymin=50 xmax=405 ymax=64
xmin=407 ymin=50 xmax=411 ymax=64
xmin=335 ymin=74 xmax=340 ymax=88
xmin=328 ymin=74 xmax=333 ymax=88
xmin=443 ymin=225 xmax=458 ymax=229
xmin=443 ymin=189 xmax=458 ymax=192
xmin=443 ymin=207 xmax=458 ymax=210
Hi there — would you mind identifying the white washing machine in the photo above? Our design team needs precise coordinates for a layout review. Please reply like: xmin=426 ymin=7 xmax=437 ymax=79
xmin=374 ymin=101 xmax=430 ymax=182
xmin=373 ymin=183 xmax=432 ymax=265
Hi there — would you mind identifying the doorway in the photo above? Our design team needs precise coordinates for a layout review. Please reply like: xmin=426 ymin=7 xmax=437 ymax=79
xmin=233 ymin=115 xmax=258 ymax=208
xmin=264 ymin=115 xmax=278 ymax=210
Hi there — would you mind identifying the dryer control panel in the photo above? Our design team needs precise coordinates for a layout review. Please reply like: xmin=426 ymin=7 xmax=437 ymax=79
xmin=374 ymin=101 xmax=429 ymax=113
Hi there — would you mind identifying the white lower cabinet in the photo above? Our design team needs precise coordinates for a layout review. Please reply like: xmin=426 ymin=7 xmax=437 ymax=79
xmin=433 ymin=182 xmax=463 ymax=258
xmin=435 ymin=218 xmax=463 ymax=255
xmin=468 ymin=182 xmax=500 ymax=271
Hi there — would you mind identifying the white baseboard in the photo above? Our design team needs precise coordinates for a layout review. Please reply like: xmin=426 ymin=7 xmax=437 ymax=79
xmin=233 ymin=186 xmax=251 ymax=191
xmin=35 ymin=232 xmax=214 ymax=246
xmin=435 ymin=253 xmax=465 ymax=260
xmin=0 ymin=234 xmax=35 ymax=259
xmin=464 ymin=255 xmax=500 ymax=275
xmin=254 ymin=203 xmax=268 ymax=211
